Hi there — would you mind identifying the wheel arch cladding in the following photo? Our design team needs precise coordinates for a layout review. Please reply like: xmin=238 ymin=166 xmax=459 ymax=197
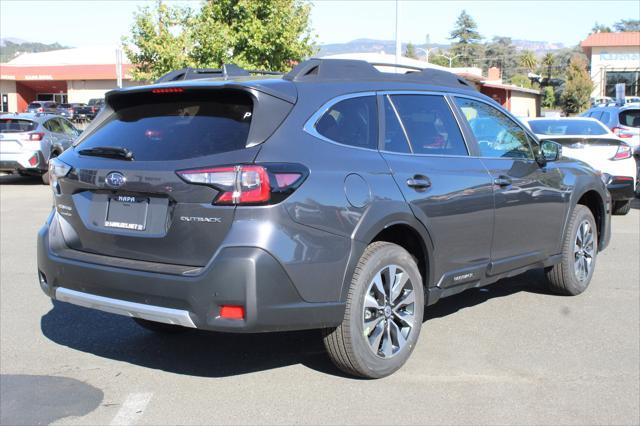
xmin=576 ymin=190 xmax=605 ymax=246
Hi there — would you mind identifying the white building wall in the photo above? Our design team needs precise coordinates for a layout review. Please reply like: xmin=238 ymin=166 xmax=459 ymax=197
xmin=67 ymin=79 xmax=141 ymax=103
xmin=589 ymin=46 xmax=640 ymax=97
xmin=0 ymin=80 xmax=18 ymax=112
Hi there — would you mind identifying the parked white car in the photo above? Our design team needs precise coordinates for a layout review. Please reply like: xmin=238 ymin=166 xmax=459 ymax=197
xmin=526 ymin=117 xmax=637 ymax=215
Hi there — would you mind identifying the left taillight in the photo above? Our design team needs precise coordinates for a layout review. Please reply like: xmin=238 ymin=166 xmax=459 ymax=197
xmin=49 ymin=157 xmax=71 ymax=193
xmin=177 ymin=164 xmax=306 ymax=205
xmin=29 ymin=132 xmax=44 ymax=141
xmin=612 ymin=143 xmax=632 ymax=160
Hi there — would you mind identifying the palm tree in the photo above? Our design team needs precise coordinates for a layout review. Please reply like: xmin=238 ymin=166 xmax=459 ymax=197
xmin=542 ymin=53 xmax=555 ymax=82
xmin=519 ymin=50 xmax=537 ymax=73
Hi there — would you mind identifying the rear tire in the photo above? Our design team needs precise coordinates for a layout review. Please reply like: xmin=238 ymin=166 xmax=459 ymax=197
xmin=612 ymin=200 xmax=631 ymax=215
xmin=545 ymin=205 xmax=598 ymax=296
xmin=133 ymin=318 xmax=189 ymax=334
xmin=323 ymin=242 xmax=424 ymax=379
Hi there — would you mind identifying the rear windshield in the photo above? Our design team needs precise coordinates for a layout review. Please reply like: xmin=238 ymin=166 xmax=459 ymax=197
xmin=528 ymin=120 xmax=607 ymax=135
xmin=0 ymin=119 xmax=37 ymax=133
xmin=59 ymin=104 xmax=72 ymax=108
xmin=619 ymin=109 xmax=640 ymax=128
xmin=76 ymin=91 xmax=253 ymax=161
xmin=28 ymin=103 xmax=42 ymax=108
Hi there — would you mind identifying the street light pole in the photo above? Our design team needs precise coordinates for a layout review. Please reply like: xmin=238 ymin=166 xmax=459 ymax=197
xmin=438 ymin=53 xmax=461 ymax=68
xmin=415 ymin=47 xmax=433 ymax=63
xmin=394 ymin=0 xmax=400 ymax=65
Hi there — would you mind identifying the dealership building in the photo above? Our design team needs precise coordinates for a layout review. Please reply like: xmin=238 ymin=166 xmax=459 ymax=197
xmin=0 ymin=46 xmax=138 ymax=113
xmin=581 ymin=31 xmax=640 ymax=99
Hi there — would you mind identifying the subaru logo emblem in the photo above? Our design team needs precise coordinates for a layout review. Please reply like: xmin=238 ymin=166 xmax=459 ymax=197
xmin=105 ymin=172 xmax=126 ymax=188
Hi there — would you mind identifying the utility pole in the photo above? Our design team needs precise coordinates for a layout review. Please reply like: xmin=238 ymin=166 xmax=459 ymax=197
xmin=395 ymin=0 xmax=400 ymax=65
xmin=115 ymin=48 xmax=123 ymax=88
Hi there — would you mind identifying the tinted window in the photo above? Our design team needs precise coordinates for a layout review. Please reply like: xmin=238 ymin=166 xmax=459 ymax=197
xmin=455 ymin=97 xmax=533 ymax=160
xmin=589 ymin=111 xmax=603 ymax=120
xmin=44 ymin=119 xmax=64 ymax=133
xmin=59 ymin=119 xmax=78 ymax=136
xmin=315 ymin=96 xmax=378 ymax=149
xmin=59 ymin=104 xmax=72 ymax=108
xmin=599 ymin=111 xmax=611 ymax=124
xmin=77 ymin=92 xmax=253 ymax=161
xmin=620 ymin=109 xmax=640 ymax=128
xmin=387 ymin=95 xmax=467 ymax=156
xmin=383 ymin=96 xmax=411 ymax=153
xmin=528 ymin=119 xmax=608 ymax=136
xmin=28 ymin=102 xmax=42 ymax=108
xmin=0 ymin=119 xmax=37 ymax=133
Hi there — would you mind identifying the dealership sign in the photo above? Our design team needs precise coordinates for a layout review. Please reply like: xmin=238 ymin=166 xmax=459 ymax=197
xmin=600 ymin=51 xmax=640 ymax=61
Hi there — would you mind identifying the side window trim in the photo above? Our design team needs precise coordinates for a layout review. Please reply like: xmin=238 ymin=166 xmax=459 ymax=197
xmin=385 ymin=94 xmax=414 ymax=153
xmin=451 ymin=94 xmax=538 ymax=161
xmin=303 ymin=91 xmax=378 ymax=151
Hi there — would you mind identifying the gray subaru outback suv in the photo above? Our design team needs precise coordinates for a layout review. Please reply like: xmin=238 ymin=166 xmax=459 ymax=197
xmin=38 ymin=60 xmax=611 ymax=378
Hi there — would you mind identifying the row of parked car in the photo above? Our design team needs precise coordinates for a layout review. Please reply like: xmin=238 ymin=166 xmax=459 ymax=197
xmin=26 ymin=98 xmax=104 ymax=122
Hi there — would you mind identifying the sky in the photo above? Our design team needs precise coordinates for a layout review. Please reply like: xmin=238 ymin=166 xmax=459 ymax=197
xmin=0 ymin=0 xmax=637 ymax=48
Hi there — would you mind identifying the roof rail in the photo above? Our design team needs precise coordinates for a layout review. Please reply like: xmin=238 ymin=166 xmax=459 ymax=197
xmin=284 ymin=58 xmax=473 ymax=89
xmin=155 ymin=64 xmax=284 ymax=83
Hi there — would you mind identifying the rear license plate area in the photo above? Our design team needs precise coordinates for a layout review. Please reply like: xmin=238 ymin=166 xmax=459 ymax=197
xmin=105 ymin=195 xmax=148 ymax=231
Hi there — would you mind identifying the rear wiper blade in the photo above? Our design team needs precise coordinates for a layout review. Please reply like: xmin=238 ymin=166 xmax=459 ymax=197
xmin=77 ymin=146 xmax=134 ymax=160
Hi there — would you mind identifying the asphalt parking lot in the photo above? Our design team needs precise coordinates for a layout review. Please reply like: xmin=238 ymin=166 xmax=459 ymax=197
xmin=1 ymin=174 xmax=638 ymax=425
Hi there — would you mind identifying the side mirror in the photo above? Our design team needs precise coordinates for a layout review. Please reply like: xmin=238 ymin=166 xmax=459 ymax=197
xmin=540 ymin=140 xmax=562 ymax=162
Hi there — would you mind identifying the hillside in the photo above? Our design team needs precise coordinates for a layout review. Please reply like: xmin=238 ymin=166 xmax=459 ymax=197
xmin=0 ymin=39 xmax=70 ymax=63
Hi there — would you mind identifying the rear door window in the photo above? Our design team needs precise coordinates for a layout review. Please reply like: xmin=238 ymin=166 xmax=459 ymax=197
xmin=44 ymin=118 xmax=64 ymax=134
xmin=76 ymin=91 xmax=253 ymax=161
xmin=385 ymin=94 xmax=467 ymax=156
xmin=0 ymin=119 xmax=37 ymax=133
xmin=314 ymin=95 xmax=378 ymax=149
xmin=620 ymin=109 xmax=640 ymax=128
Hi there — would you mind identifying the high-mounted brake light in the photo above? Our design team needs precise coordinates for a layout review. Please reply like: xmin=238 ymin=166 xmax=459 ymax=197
xmin=177 ymin=164 xmax=306 ymax=205
xmin=612 ymin=144 xmax=632 ymax=160
xmin=151 ymin=87 xmax=184 ymax=94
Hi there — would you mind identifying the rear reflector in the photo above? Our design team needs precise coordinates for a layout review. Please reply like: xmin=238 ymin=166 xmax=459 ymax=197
xmin=28 ymin=154 xmax=38 ymax=166
xmin=219 ymin=305 xmax=245 ymax=320
xmin=151 ymin=87 xmax=184 ymax=94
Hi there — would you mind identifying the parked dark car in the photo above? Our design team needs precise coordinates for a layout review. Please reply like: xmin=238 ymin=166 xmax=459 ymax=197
xmin=26 ymin=101 xmax=57 ymax=114
xmin=86 ymin=98 xmax=105 ymax=119
xmin=56 ymin=103 xmax=86 ymax=121
xmin=38 ymin=60 xmax=611 ymax=378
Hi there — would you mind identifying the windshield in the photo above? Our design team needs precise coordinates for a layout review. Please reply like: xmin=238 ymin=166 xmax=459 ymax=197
xmin=619 ymin=109 xmax=640 ymax=128
xmin=0 ymin=119 xmax=37 ymax=133
xmin=76 ymin=92 xmax=253 ymax=161
xmin=529 ymin=120 xmax=607 ymax=136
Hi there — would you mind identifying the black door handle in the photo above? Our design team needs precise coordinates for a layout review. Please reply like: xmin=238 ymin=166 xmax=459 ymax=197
xmin=406 ymin=176 xmax=431 ymax=191
xmin=493 ymin=176 xmax=512 ymax=187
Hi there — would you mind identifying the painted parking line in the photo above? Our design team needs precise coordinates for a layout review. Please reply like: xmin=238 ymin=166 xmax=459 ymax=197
xmin=109 ymin=393 xmax=153 ymax=426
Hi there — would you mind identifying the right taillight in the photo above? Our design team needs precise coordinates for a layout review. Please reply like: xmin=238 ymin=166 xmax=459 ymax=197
xmin=612 ymin=144 xmax=632 ymax=160
xmin=612 ymin=127 xmax=633 ymax=138
xmin=177 ymin=164 xmax=306 ymax=205
xmin=29 ymin=132 xmax=45 ymax=141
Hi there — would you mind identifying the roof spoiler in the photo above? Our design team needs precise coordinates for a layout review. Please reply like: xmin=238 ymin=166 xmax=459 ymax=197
xmin=155 ymin=64 xmax=284 ymax=83
xmin=284 ymin=58 xmax=473 ymax=90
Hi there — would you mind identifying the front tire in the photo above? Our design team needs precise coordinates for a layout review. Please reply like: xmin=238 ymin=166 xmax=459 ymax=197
xmin=545 ymin=205 xmax=598 ymax=295
xmin=323 ymin=242 xmax=424 ymax=378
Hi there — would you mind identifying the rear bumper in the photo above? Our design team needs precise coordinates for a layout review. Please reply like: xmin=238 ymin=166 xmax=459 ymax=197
xmin=0 ymin=151 xmax=46 ymax=172
xmin=37 ymin=212 xmax=345 ymax=333
xmin=607 ymin=177 xmax=635 ymax=201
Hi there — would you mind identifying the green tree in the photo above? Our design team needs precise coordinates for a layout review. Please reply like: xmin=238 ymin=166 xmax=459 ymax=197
xmin=542 ymin=86 xmax=555 ymax=109
xmin=448 ymin=10 xmax=483 ymax=67
xmin=519 ymin=50 xmax=537 ymax=73
xmin=483 ymin=36 xmax=518 ymax=80
xmin=123 ymin=0 xmax=316 ymax=81
xmin=613 ymin=19 xmax=640 ymax=32
xmin=122 ymin=1 xmax=194 ymax=81
xmin=541 ymin=52 xmax=555 ymax=82
xmin=404 ymin=42 xmax=418 ymax=59
xmin=510 ymin=74 xmax=532 ymax=89
xmin=561 ymin=55 xmax=594 ymax=114
xmin=190 ymin=0 xmax=315 ymax=71
xmin=428 ymin=49 xmax=452 ymax=67
xmin=591 ymin=22 xmax=612 ymax=33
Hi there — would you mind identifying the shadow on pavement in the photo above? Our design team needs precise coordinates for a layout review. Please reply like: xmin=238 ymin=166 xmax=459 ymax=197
xmin=630 ymin=197 xmax=640 ymax=210
xmin=0 ymin=374 xmax=103 ymax=425
xmin=41 ymin=269 xmax=550 ymax=378
xmin=0 ymin=174 xmax=44 ymax=185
